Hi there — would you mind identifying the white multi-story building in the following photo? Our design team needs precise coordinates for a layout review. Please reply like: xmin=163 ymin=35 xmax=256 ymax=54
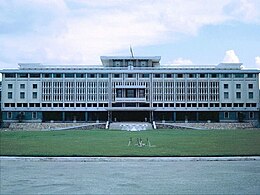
xmin=1 ymin=56 xmax=259 ymax=123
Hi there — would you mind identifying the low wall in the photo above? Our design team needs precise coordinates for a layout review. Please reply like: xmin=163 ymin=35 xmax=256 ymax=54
xmin=2 ymin=122 xmax=259 ymax=131
xmin=156 ymin=122 xmax=258 ymax=130
xmin=5 ymin=122 xmax=106 ymax=131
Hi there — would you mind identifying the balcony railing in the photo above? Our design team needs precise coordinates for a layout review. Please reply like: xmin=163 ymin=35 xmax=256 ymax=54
xmin=115 ymin=97 xmax=146 ymax=102
xmin=115 ymin=85 xmax=146 ymax=89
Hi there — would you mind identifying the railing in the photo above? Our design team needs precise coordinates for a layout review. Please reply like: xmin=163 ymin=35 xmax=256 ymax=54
xmin=115 ymin=85 xmax=146 ymax=89
xmin=115 ymin=97 xmax=146 ymax=102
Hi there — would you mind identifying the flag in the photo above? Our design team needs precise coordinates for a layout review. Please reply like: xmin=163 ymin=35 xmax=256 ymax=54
xmin=130 ymin=45 xmax=134 ymax=58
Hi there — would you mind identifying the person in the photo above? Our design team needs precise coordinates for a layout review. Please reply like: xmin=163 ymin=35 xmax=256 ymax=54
xmin=136 ymin=138 xmax=140 ymax=146
xmin=128 ymin=137 xmax=132 ymax=146
xmin=139 ymin=138 xmax=143 ymax=147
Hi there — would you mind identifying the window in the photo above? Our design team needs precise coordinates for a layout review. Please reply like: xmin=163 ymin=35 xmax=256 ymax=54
xmin=249 ymin=92 xmax=253 ymax=99
xmin=20 ymin=92 xmax=25 ymax=99
xmin=5 ymin=73 xmax=16 ymax=78
xmin=224 ymin=112 xmax=229 ymax=119
xmin=99 ymin=74 xmax=108 ymax=78
xmin=114 ymin=61 xmax=121 ymax=66
xmin=249 ymin=112 xmax=254 ymax=119
xmin=139 ymin=89 xmax=145 ymax=98
xmin=177 ymin=74 xmax=183 ymax=78
xmin=113 ymin=74 xmax=120 ymax=78
xmin=210 ymin=73 xmax=218 ymax=78
xmin=236 ymin=84 xmax=241 ymax=89
xmin=224 ymin=92 xmax=229 ymax=99
xmin=18 ymin=73 xmax=28 ymax=78
xmin=166 ymin=74 xmax=173 ymax=78
xmin=199 ymin=74 xmax=207 ymax=78
xmin=127 ymin=74 xmax=134 ymax=78
xmin=20 ymin=84 xmax=25 ymax=89
xmin=88 ymin=74 xmax=96 ymax=78
xmin=188 ymin=74 xmax=195 ymax=78
xmin=140 ymin=61 xmax=147 ymax=66
xmin=33 ymin=84 xmax=37 ymax=89
xmin=126 ymin=89 xmax=135 ymax=98
xmin=247 ymin=74 xmax=255 ymax=78
xmin=8 ymin=92 xmax=12 ymax=99
xmin=248 ymin=84 xmax=253 ymax=89
xmin=33 ymin=92 xmax=37 ymax=99
xmin=116 ymin=89 xmax=122 ymax=98
xmin=140 ymin=74 xmax=149 ymax=78
xmin=76 ymin=73 xmax=85 ymax=78
xmin=32 ymin=112 xmax=37 ymax=119
xmin=154 ymin=74 xmax=162 ymax=78
xmin=8 ymin=84 xmax=13 ymax=89
xmin=65 ymin=73 xmax=74 ymax=78
xmin=7 ymin=112 xmax=12 ymax=119
xmin=224 ymin=84 xmax=228 ymax=89
xmin=234 ymin=73 xmax=244 ymax=78
xmin=236 ymin=92 xmax=241 ymax=99
xmin=30 ymin=73 xmax=40 ymax=78
xmin=127 ymin=61 xmax=133 ymax=66
xmin=53 ymin=73 xmax=62 ymax=78
xmin=222 ymin=73 xmax=231 ymax=78
xmin=43 ymin=73 xmax=51 ymax=78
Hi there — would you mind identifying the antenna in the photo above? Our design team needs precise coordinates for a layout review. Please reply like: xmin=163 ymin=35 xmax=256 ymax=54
xmin=130 ymin=45 xmax=134 ymax=59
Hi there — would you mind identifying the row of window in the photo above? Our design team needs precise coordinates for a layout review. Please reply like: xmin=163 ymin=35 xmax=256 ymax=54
xmin=224 ymin=83 xmax=254 ymax=89
xmin=112 ymin=60 xmax=148 ymax=67
xmin=8 ymin=92 xmax=37 ymax=99
xmin=5 ymin=111 xmax=255 ymax=120
xmin=6 ymin=112 xmax=37 ymax=120
xmin=6 ymin=91 xmax=254 ymax=100
xmin=5 ymin=73 xmax=257 ymax=79
xmin=4 ymin=102 xmax=257 ymax=108
xmin=223 ymin=92 xmax=254 ymax=99
xmin=4 ymin=103 xmax=108 ymax=108
xmin=8 ymin=82 xmax=254 ymax=91
xmin=8 ymin=83 xmax=37 ymax=89
xmin=223 ymin=112 xmax=254 ymax=119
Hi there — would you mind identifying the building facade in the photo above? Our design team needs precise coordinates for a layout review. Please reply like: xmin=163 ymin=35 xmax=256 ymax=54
xmin=1 ymin=56 xmax=259 ymax=123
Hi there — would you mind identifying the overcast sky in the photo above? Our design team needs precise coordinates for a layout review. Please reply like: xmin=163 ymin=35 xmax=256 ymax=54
xmin=0 ymin=0 xmax=260 ymax=69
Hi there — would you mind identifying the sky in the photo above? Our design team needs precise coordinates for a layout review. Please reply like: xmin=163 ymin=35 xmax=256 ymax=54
xmin=0 ymin=0 xmax=260 ymax=69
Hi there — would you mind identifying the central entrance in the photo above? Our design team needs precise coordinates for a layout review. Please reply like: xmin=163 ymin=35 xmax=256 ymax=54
xmin=112 ymin=111 xmax=150 ymax=122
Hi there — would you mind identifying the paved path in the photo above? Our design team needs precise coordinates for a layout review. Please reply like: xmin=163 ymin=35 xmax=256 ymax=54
xmin=1 ymin=158 xmax=260 ymax=194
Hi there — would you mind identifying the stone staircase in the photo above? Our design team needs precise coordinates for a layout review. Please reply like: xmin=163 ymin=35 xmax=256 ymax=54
xmin=109 ymin=122 xmax=153 ymax=131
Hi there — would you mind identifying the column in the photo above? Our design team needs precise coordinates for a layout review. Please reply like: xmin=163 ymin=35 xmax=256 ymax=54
xmin=150 ymin=111 xmax=154 ymax=122
xmin=85 ymin=112 xmax=88 ymax=122
xmin=108 ymin=111 xmax=112 ymax=122
xmin=196 ymin=111 xmax=199 ymax=122
xmin=62 ymin=111 xmax=65 ymax=122
xmin=173 ymin=111 xmax=176 ymax=122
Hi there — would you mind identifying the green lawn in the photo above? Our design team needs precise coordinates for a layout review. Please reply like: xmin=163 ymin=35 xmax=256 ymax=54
xmin=1 ymin=129 xmax=260 ymax=157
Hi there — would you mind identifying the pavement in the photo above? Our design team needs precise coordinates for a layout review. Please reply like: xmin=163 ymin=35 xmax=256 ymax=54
xmin=1 ymin=156 xmax=260 ymax=194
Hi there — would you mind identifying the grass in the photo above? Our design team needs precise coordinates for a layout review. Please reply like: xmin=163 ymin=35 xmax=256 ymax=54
xmin=1 ymin=129 xmax=260 ymax=157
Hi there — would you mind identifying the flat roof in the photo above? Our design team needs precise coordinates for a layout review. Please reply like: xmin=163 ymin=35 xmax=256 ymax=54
xmin=100 ymin=56 xmax=161 ymax=61
xmin=0 ymin=56 xmax=259 ymax=73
